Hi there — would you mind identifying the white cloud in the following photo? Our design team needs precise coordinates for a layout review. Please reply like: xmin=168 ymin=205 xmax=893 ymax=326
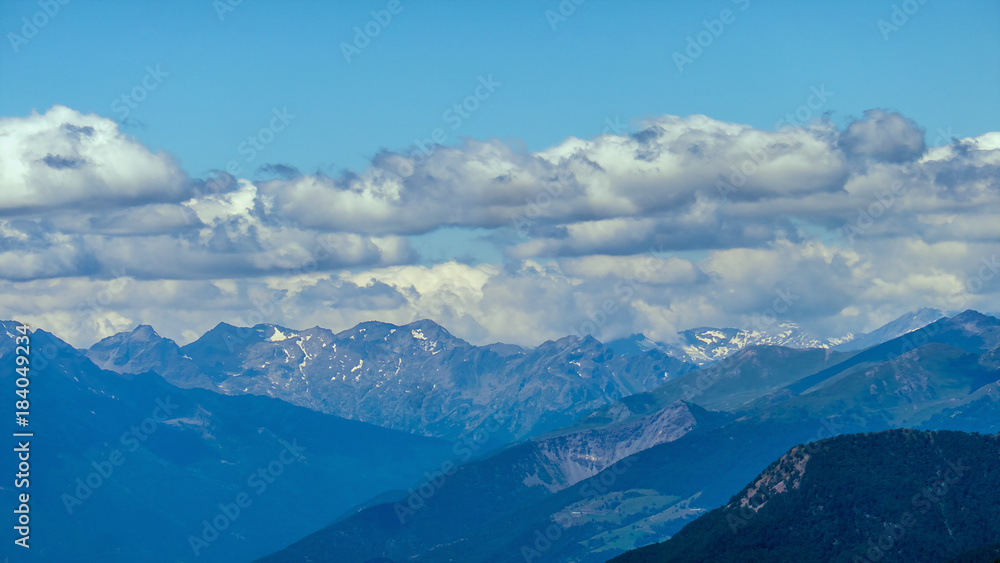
xmin=1 ymin=105 xmax=998 ymax=347
xmin=0 ymin=106 xmax=190 ymax=212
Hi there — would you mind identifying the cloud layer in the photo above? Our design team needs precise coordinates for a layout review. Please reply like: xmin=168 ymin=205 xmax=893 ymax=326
xmin=2 ymin=105 xmax=998 ymax=347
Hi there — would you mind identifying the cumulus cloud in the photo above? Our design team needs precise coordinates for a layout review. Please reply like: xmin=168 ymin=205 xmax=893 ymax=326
xmin=838 ymin=109 xmax=926 ymax=163
xmin=0 ymin=106 xmax=191 ymax=213
xmin=0 ymin=108 xmax=416 ymax=280
xmin=1 ymin=105 xmax=999 ymax=347
xmin=257 ymin=115 xmax=850 ymax=238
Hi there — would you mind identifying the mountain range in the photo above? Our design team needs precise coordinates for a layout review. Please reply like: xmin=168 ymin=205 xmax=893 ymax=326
xmin=86 ymin=319 xmax=696 ymax=441
xmin=84 ymin=307 xmax=952 ymax=442
xmin=4 ymin=309 xmax=998 ymax=562
xmin=255 ymin=310 xmax=1000 ymax=562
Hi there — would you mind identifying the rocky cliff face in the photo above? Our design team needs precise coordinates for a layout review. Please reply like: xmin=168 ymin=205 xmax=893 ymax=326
xmin=523 ymin=401 xmax=703 ymax=492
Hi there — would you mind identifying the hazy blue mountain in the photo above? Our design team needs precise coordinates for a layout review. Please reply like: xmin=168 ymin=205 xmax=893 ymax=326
xmin=581 ymin=345 xmax=856 ymax=421
xmin=0 ymin=323 xmax=454 ymax=563
xmin=255 ymin=411 xmax=863 ymax=563
xmin=608 ymin=323 xmax=851 ymax=367
xmin=672 ymin=323 xmax=848 ymax=365
xmin=253 ymin=311 xmax=1000 ymax=563
xmin=610 ymin=429 xmax=1000 ymax=563
xmin=834 ymin=307 xmax=947 ymax=351
xmin=89 ymin=320 xmax=697 ymax=440
xmin=606 ymin=309 xmax=952 ymax=367
xmin=86 ymin=323 xmax=212 ymax=386
xmin=254 ymin=401 xmax=733 ymax=563
xmin=781 ymin=310 xmax=1000 ymax=397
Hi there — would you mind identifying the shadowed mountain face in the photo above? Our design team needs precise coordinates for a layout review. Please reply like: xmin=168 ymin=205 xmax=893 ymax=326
xmin=88 ymin=319 xmax=697 ymax=440
xmin=610 ymin=430 xmax=1000 ymax=563
xmin=0 ymin=327 xmax=454 ymax=563
xmin=252 ymin=311 xmax=1000 ymax=563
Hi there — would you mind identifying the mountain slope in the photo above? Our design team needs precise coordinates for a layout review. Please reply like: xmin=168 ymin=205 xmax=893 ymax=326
xmin=761 ymin=342 xmax=1000 ymax=428
xmin=610 ymin=429 xmax=1000 ymax=563
xmin=577 ymin=345 xmax=854 ymax=427
xmin=834 ymin=308 xmax=946 ymax=352
xmin=783 ymin=310 xmax=1000 ymax=397
xmin=253 ymin=402 xmax=731 ymax=563
xmin=0 ymin=324 xmax=454 ymax=563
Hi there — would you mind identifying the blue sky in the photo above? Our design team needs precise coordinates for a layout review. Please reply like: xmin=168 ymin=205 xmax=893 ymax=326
xmin=2 ymin=0 xmax=997 ymax=177
xmin=1 ymin=0 xmax=999 ymax=347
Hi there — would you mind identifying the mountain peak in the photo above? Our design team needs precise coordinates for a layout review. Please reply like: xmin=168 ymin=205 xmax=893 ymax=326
xmin=399 ymin=319 xmax=469 ymax=348
xmin=209 ymin=321 xmax=239 ymax=333
xmin=90 ymin=324 xmax=170 ymax=349
xmin=606 ymin=333 xmax=667 ymax=356
xmin=131 ymin=324 xmax=161 ymax=339
xmin=335 ymin=320 xmax=399 ymax=341
xmin=951 ymin=309 xmax=993 ymax=323
xmin=402 ymin=318 xmax=452 ymax=337
xmin=182 ymin=321 xmax=265 ymax=354
xmin=251 ymin=323 xmax=299 ymax=342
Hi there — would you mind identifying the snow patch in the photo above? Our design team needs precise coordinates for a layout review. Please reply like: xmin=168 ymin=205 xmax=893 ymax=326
xmin=269 ymin=328 xmax=293 ymax=342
